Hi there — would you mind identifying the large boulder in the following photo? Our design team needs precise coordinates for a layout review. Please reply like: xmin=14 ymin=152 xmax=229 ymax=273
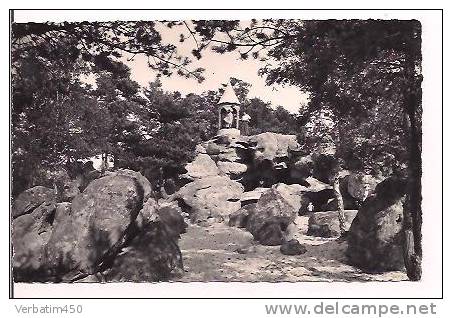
xmin=12 ymin=169 xmax=185 ymax=283
xmin=217 ymin=161 xmax=248 ymax=179
xmin=346 ymin=176 xmax=407 ymax=272
xmin=303 ymin=176 xmax=332 ymax=192
xmin=339 ymin=173 xmax=381 ymax=209
xmin=272 ymin=183 xmax=303 ymax=213
xmin=12 ymin=201 xmax=58 ymax=281
xmin=156 ymin=202 xmax=187 ymax=239
xmin=107 ymin=169 xmax=154 ymax=202
xmin=182 ymin=154 xmax=220 ymax=179
xmin=246 ymin=188 xmax=298 ymax=246
xmin=53 ymin=170 xmax=80 ymax=202
xmin=307 ymin=210 xmax=358 ymax=238
xmin=44 ymin=170 xmax=150 ymax=280
xmin=12 ymin=186 xmax=56 ymax=219
xmin=249 ymin=132 xmax=299 ymax=164
xmin=103 ymin=205 xmax=184 ymax=282
xmin=174 ymin=176 xmax=244 ymax=223
xmin=228 ymin=203 xmax=256 ymax=228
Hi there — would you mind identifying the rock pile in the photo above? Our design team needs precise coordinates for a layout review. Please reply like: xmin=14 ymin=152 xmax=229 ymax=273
xmin=12 ymin=169 xmax=185 ymax=282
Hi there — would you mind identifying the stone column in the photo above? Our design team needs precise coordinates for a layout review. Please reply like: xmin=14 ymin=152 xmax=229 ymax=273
xmin=218 ymin=108 xmax=222 ymax=130
xmin=235 ymin=107 xmax=240 ymax=129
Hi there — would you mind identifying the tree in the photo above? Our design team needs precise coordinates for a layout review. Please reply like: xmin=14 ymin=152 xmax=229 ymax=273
xmin=12 ymin=21 xmax=205 ymax=82
xmin=90 ymin=62 xmax=145 ymax=170
xmin=11 ymin=38 xmax=101 ymax=194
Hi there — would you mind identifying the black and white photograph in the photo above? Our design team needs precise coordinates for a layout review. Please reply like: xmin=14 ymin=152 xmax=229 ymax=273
xmin=8 ymin=8 xmax=443 ymax=301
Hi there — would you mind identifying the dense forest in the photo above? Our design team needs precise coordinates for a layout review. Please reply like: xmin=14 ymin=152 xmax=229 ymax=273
xmin=11 ymin=19 xmax=422 ymax=281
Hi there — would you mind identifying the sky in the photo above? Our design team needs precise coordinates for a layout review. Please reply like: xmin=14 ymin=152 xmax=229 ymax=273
xmin=122 ymin=22 xmax=309 ymax=114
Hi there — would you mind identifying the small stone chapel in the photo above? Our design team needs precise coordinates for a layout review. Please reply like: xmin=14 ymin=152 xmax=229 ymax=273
xmin=217 ymin=82 xmax=241 ymax=137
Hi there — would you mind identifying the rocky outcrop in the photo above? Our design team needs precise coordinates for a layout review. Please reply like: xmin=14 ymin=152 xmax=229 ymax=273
xmin=346 ymin=176 xmax=407 ymax=272
xmin=156 ymin=202 xmax=187 ymax=239
xmin=249 ymin=132 xmax=299 ymax=164
xmin=307 ymin=210 xmax=358 ymax=238
xmin=339 ymin=173 xmax=382 ymax=209
xmin=107 ymin=169 xmax=154 ymax=202
xmin=173 ymin=175 xmax=244 ymax=223
xmin=12 ymin=201 xmax=58 ymax=281
xmin=182 ymin=154 xmax=220 ymax=180
xmin=12 ymin=169 xmax=184 ymax=283
xmin=12 ymin=186 xmax=56 ymax=219
xmin=103 ymin=203 xmax=184 ymax=282
xmin=272 ymin=183 xmax=303 ymax=213
xmin=194 ymin=131 xmax=307 ymax=190
xmin=217 ymin=161 xmax=248 ymax=179
xmin=43 ymin=172 xmax=149 ymax=280
xmin=228 ymin=187 xmax=299 ymax=246
xmin=53 ymin=170 xmax=80 ymax=202
xmin=246 ymin=188 xmax=298 ymax=246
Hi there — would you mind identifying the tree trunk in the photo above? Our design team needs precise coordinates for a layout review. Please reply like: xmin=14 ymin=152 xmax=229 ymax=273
xmin=402 ymin=107 xmax=422 ymax=281
xmin=401 ymin=48 xmax=423 ymax=281
xmin=333 ymin=172 xmax=347 ymax=236
xmin=101 ymin=153 xmax=108 ymax=173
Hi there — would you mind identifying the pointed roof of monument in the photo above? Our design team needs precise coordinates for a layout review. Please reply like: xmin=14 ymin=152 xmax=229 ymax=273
xmin=218 ymin=82 xmax=240 ymax=105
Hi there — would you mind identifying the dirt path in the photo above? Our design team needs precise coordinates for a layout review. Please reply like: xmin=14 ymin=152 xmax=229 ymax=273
xmin=175 ymin=216 xmax=407 ymax=282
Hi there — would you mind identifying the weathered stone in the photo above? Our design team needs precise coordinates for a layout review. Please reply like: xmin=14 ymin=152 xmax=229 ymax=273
xmin=183 ymin=154 xmax=220 ymax=179
xmin=13 ymin=169 xmax=186 ymax=283
xmin=246 ymin=188 xmax=298 ymax=246
xmin=107 ymin=169 xmax=154 ymax=201
xmin=249 ymin=132 xmax=299 ymax=164
xmin=136 ymin=198 xmax=159 ymax=228
xmin=303 ymin=177 xmax=332 ymax=192
xmin=254 ymin=223 xmax=284 ymax=246
xmin=280 ymin=239 xmax=307 ymax=255
xmin=346 ymin=177 xmax=407 ymax=272
xmin=228 ymin=204 xmax=256 ymax=228
xmin=12 ymin=186 xmax=56 ymax=219
xmin=217 ymin=161 xmax=248 ymax=178
xmin=53 ymin=170 xmax=80 ymax=202
xmin=12 ymin=201 xmax=57 ymax=280
xmin=217 ymin=128 xmax=241 ymax=140
xmin=44 ymin=171 xmax=150 ymax=279
xmin=174 ymin=176 xmax=244 ymax=222
xmin=273 ymin=183 xmax=303 ymax=213
xmin=217 ymin=148 xmax=241 ymax=162
xmin=156 ymin=202 xmax=187 ymax=238
xmin=104 ymin=219 xmax=183 ymax=282
xmin=307 ymin=210 xmax=358 ymax=238
xmin=205 ymin=141 xmax=223 ymax=156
